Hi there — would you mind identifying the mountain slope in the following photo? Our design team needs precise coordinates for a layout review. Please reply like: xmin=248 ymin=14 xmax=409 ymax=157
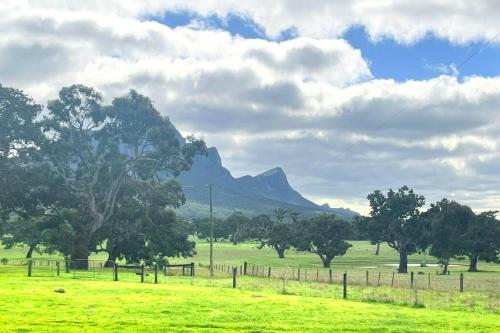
xmin=176 ymin=147 xmax=357 ymax=219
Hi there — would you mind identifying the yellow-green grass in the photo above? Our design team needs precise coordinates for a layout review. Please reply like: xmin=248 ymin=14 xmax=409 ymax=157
xmin=0 ymin=269 xmax=499 ymax=332
xmin=5 ymin=241 xmax=499 ymax=272
xmin=165 ymin=241 xmax=500 ymax=281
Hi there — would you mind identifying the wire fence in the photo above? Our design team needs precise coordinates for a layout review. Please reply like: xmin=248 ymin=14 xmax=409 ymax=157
xmin=1 ymin=258 xmax=498 ymax=313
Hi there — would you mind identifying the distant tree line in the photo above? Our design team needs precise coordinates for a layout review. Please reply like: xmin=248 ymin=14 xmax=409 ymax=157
xmin=191 ymin=208 xmax=352 ymax=268
xmin=191 ymin=187 xmax=500 ymax=273
xmin=0 ymin=83 xmax=206 ymax=268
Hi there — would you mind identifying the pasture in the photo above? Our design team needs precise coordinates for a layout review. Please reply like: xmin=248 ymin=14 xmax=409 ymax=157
xmin=0 ymin=268 xmax=499 ymax=333
xmin=1 ymin=240 xmax=500 ymax=332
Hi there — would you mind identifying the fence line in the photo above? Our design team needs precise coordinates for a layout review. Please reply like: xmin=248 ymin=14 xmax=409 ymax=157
xmin=1 ymin=259 xmax=498 ymax=313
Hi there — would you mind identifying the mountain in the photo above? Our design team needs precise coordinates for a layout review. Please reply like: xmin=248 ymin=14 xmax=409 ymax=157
xmin=176 ymin=147 xmax=357 ymax=219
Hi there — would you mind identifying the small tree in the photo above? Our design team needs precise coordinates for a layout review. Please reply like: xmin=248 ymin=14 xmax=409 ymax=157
xmin=294 ymin=214 xmax=352 ymax=268
xmin=425 ymin=199 xmax=475 ymax=274
xmin=224 ymin=211 xmax=251 ymax=245
xmin=367 ymin=186 xmax=429 ymax=273
xmin=251 ymin=214 xmax=294 ymax=259
xmin=192 ymin=217 xmax=225 ymax=242
xmin=351 ymin=215 xmax=371 ymax=240
xmin=462 ymin=211 xmax=500 ymax=272
xmin=2 ymin=217 xmax=44 ymax=258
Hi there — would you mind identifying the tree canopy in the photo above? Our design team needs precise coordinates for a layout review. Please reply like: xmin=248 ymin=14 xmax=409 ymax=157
xmin=425 ymin=199 xmax=475 ymax=274
xmin=294 ymin=214 xmax=352 ymax=268
xmin=367 ymin=186 xmax=429 ymax=273
xmin=1 ymin=83 xmax=206 ymax=268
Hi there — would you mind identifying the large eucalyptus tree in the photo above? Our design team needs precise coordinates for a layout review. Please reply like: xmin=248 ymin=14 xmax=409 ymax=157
xmin=40 ymin=85 xmax=205 ymax=266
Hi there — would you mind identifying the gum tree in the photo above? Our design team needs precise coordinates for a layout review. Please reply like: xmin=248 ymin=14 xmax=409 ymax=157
xmin=367 ymin=186 xmax=429 ymax=273
xmin=425 ymin=199 xmax=474 ymax=274
xmin=294 ymin=214 xmax=352 ymax=268
xmin=41 ymin=85 xmax=205 ymax=267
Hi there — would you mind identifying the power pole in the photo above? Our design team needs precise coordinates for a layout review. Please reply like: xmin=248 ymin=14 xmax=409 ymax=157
xmin=209 ymin=183 xmax=214 ymax=277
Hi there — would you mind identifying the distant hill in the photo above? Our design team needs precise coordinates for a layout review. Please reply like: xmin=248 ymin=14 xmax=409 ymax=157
xmin=176 ymin=147 xmax=358 ymax=219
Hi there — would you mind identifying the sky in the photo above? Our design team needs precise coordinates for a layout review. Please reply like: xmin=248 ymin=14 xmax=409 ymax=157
xmin=1 ymin=1 xmax=500 ymax=214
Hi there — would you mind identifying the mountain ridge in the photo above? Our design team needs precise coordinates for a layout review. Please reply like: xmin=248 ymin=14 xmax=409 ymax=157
xmin=176 ymin=147 xmax=358 ymax=219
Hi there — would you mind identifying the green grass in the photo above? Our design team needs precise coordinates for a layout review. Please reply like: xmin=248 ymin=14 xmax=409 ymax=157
xmin=3 ymin=240 xmax=499 ymax=273
xmin=1 ymin=241 xmax=499 ymax=332
xmin=0 ymin=269 xmax=499 ymax=332
xmin=168 ymin=240 xmax=500 ymax=274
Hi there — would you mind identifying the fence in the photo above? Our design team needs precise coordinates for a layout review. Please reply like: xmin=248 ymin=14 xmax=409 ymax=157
xmin=209 ymin=262 xmax=499 ymax=312
xmin=1 ymin=259 xmax=498 ymax=313
xmin=238 ymin=262 xmax=500 ymax=294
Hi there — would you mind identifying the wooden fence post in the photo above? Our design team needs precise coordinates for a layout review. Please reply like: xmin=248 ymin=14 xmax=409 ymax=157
xmin=251 ymin=265 xmax=255 ymax=276
xmin=428 ymin=273 xmax=431 ymax=289
xmin=56 ymin=261 xmax=60 ymax=276
xmin=343 ymin=272 xmax=347 ymax=299
xmin=65 ymin=259 xmax=70 ymax=273
xmin=366 ymin=270 xmax=369 ymax=286
xmin=141 ymin=265 xmax=145 ymax=283
xmin=329 ymin=269 xmax=333 ymax=284
xmin=244 ymin=262 xmax=248 ymax=275
xmin=114 ymin=265 xmax=118 ymax=281
xmin=460 ymin=273 xmax=464 ymax=292
xmin=377 ymin=272 xmax=381 ymax=287
xmin=316 ymin=269 xmax=319 ymax=282
xmin=233 ymin=267 xmax=237 ymax=288
xmin=27 ymin=259 xmax=32 ymax=277
xmin=191 ymin=262 xmax=195 ymax=276
xmin=268 ymin=267 xmax=271 ymax=278
xmin=292 ymin=268 xmax=295 ymax=280
xmin=298 ymin=268 xmax=301 ymax=281
xmin=410 ymin=271 xmax=414 ymax=288
xmin=305 ymin=269 xmax=307 ymax=281
xmin=154 ymin=264 xmax=158 ymax=284
xmin=391 ymin=272 xmax=395 ymax=287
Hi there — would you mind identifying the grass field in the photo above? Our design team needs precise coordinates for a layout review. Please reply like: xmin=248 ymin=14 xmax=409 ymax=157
xmin=4 ymin=240 xmax=499 ymax=272
xmin=0 ymin=270 xmax=499 ymax=332
xmin=1 ymin=241 xmax=499 ymax=332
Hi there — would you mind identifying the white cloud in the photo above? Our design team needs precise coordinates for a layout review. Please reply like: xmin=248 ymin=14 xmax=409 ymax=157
xmin=4 ymin=1 xmax=500 ymax=43
xmin=1 ymin=2 xmax=500 ymax=213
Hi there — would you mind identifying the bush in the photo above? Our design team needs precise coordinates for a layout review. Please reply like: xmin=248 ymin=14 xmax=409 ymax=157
xmin=0 ymin=258 xmax=8 ymax=265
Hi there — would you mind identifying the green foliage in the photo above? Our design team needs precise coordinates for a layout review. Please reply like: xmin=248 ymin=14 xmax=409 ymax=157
xmin=367 ymin=186 xmax=429 ymax=273
xmin=294 ymin=214 xmax=353 ymax=267
xmin=462 ymin=211 xmax=500 ymax=272
xmin=191 ymin=217 xmax=226 ymax=242
xmin=0 ymin=83 xmax=206 ymax=266
xmin=425 ymin=199 xmax=475 ymax=274
xmin=251 ymin=214 xmax=295 ymax=259
xmin=351 ymin=215 xmax=371 ymax=240
xmin=224 ymin=211 xmax=252 ymax=245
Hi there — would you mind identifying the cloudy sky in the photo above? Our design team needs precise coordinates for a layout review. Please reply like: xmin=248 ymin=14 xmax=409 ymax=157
xmin=1 ymin=1 xmax=500 ymax=214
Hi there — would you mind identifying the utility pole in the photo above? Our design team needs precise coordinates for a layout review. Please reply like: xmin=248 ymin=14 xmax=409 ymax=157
xmin=209 ymin=183 xmax=214 ymax=277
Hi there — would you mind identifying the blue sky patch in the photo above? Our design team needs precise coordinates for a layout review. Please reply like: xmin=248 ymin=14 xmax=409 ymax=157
xmin=148 ymin=11 xmax=500 ymax=82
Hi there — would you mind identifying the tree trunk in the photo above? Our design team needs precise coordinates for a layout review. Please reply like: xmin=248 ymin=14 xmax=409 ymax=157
xmin=319 ymin=255 xmax=333 ymax=268
xmin=468 ymin=255 xmax=479 ymax=272
xmin=442 ymin=262 xmax=448 ymax=275
xmin=276 ymin=247 xmax=285 ymax=259
xmin=26 ymin=244 xmax=35 ymax=259
xmin=104 ymin=251 xmax=118 ymax=268
xmin=398 ymin=248 xmax=408 ymax=273
xmin=71 ymin=233 xmax=92 ymax=270
xmin=375 ymin=242 xmax=381 ymax=256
